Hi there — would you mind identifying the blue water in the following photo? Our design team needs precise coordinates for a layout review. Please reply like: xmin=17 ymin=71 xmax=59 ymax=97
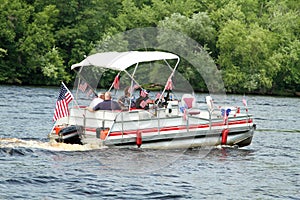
xmin=0 ymin=85 xmax=299 ymax=199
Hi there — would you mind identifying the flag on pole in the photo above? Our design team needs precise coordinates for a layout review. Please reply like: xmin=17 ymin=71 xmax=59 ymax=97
xmin=221 ymin=108 xmax=231 ymax=125
xmin=223 ymin=110 xmax=228 ymax=125
xmin=165 ymin=78 xmax=173 ymax=90
xmin=243 ymin=96 xmax=249 ymax=113
xmin=113 ymin=75 xmax=120 ymax=90
xmin=183 ymin=108 xmax=187 ymax=121
xmin=53 ymin=83 xmax=74 ymax=121
xmin=242 ymin=97 xmax=247 ymax=107
xmin=155 ymin=92 xmax=161 ymax=100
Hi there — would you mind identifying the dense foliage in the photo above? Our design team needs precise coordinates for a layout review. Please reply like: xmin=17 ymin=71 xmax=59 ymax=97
xmin=0 ymin=0 xmax=299 ymax=95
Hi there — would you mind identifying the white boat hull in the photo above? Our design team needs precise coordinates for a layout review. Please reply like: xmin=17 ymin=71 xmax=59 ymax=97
xmin=50 ymin=107 xmax=255 ymax=149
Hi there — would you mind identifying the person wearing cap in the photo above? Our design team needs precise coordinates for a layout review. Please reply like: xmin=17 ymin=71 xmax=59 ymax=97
xmin=135 ymin=89 xmax=154 ymax=110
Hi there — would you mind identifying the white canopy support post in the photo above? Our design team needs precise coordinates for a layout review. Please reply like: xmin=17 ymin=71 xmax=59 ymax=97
xmin=156 ymin=58 xmax=180 ymax=104
xmin=127 ymin=63 xmax=139 ymax=109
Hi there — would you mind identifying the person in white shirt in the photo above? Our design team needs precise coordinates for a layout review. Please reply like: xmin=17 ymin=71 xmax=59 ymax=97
xmin=89 ymin=92 xmax=104 ymax=108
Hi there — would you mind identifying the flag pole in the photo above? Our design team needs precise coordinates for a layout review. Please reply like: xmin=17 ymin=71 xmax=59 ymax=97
xmin=242 ymin=95 xmax=249 ymax=127
xmin=49 ymin=82 xmax=84 ymax=137
xmin=62 ymin=82 xmax=82 ymax=109
xmin=242 ymin=95 xmax=248 ymax=116
xmin=62 ymin=82 xmax=88 ymax=136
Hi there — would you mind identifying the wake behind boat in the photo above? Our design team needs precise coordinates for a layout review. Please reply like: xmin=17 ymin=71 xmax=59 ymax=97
xmin=49 ymin=51 xmax=256 ymax=149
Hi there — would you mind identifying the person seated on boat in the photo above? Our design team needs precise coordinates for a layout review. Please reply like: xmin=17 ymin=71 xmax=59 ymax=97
xmin=87 ymin=92 xmax=121 ymax=111
xmin=118 ymin=86 xmax=135 ymax=110
xmin=89 ymin=92 xmax=104 ymax=108
xmin=154 ymin=90 xmax=171 ymax=108
xmin=135 ymin=89 xmax=154 ymax=110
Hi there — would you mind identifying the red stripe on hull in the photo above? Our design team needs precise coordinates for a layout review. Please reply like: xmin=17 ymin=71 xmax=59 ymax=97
xmin=108 ymin=119 xmax=253 ymax=137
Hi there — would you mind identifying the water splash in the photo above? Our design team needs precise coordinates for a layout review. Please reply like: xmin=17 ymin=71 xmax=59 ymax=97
xmin=0 ymin=138 xmax=103 ymax=152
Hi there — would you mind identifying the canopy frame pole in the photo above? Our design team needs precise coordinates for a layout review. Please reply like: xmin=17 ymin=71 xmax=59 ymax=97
xmin=156 ymin=58 xmax=180 ymax=105
xmin=127 ymin=63 xmax=139 ymax=109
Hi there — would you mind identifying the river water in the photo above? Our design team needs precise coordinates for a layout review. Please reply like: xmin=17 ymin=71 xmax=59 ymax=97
xmin=0 ymin=85 xmax=299 ymax=199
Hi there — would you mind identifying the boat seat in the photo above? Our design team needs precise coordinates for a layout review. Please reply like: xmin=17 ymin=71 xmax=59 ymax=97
xmin=181 ymin=94 xmax=200 ymax=115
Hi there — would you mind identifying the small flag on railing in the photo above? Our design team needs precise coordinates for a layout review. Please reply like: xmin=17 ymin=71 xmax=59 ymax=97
xmin=221 ymin=108 xmax=231 ymax=125
xmin=113 ymin=75 xmax=120 ymax=90
xmin=53 ymin=82 xmax=74 ymax=121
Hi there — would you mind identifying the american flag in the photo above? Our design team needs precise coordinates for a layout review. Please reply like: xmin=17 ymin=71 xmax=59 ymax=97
xmin=53 ymin=83 xmax=74 ymax=121
xmin=79 ymin=81 xmax=88 ymax=92
xmin=140 ymin=100 xmax=147 ymax=108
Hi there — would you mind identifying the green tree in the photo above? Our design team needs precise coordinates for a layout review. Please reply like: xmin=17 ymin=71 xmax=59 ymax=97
xmin=216 ymin=20 xmax=247 ymax=92
xmin=18 ymin=5 xmax=61 ymax=84
xmin=0 ymin=0 xmax=299 ymax=95
xmin=262 ymin=0 xmax=300 ymax=92
xmin=217 ymin=19 xmax=277 ymax=93
xmin=0 ymin=0 xmax=33 ymax=83
xmin=111 ymin=0 xmax=201 ymax=32
xmin=157 ymin=12 xmax=217 ymax=91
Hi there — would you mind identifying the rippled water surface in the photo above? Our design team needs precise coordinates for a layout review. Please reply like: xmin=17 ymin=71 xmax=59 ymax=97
xmin=0 ymin=85 xmax=299 ymax=199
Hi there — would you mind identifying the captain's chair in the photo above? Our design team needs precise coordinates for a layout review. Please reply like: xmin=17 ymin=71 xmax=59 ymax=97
xmin=181 ymin=94 xmax=200 ymax=115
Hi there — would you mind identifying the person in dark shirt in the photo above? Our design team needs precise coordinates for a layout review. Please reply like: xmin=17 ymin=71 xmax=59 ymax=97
xmin=87 ymin=92 xmax=120 ymax=111
xmin=136 ymin=89 xmax=153 ymax=110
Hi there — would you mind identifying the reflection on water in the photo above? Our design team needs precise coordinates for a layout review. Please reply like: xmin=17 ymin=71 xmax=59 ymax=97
xmin=0 ymin=85 xmax=299 ymax=199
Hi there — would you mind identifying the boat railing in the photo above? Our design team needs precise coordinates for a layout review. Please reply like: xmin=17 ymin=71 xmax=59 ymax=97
xmin=109 ymin=103 xmax=215 ymax=138
xmin=69 ymin=108 xmax=117 ymax=132
xmin=69 ymin=105 xmax=229 ymax=138
xmin=108 ymin=106 xmax=187 ymax=138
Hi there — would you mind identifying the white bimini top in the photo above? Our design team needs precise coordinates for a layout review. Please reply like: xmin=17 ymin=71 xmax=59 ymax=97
xmin=71 ymin=51 xmax=180 ymax=71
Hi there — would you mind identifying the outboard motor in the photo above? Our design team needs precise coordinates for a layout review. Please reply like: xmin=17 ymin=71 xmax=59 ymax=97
xmin=56 ymin=125 xmax=83 ymax=145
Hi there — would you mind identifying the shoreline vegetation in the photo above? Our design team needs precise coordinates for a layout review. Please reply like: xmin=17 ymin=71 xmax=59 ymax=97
xmin=1 ymin=0 xmax=299 ymax=97
xmin=1 ymin=83 xmax=299 ymax=98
